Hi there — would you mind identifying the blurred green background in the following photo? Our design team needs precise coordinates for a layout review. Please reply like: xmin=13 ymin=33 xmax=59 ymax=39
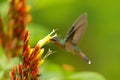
xmin=0 ymin=0 xmax=120 ymax=80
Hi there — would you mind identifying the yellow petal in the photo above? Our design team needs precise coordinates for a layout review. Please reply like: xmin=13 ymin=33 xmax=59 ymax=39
xmin=36 ymin=48 xmax=44 ymax=59
xmin=38 ymin=59 xmax=44 ymax=67
xmin=25 ymin=5 xmax=31 ymax=12
xmin=37 ymin=29 xmax=55 ymax=47
xmin=37 ymin=35 xmax=51 ymax=47
xmin=29 ymin=47 xmax=33 ymax=56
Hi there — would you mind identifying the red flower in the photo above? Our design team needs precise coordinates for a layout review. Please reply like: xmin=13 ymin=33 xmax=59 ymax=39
xmin=9 ymin=30 xmax=56 ymax=80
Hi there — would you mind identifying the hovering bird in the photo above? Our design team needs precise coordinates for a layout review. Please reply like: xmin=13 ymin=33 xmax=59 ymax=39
xmin=51 ymin=13 xmax=91 ymax=64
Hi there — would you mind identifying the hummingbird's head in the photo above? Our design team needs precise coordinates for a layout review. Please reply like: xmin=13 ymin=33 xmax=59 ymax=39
xmin=50 ymin=36 xmax=65 ymax=48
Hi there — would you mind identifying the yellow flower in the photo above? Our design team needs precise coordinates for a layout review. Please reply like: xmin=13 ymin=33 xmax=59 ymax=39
xmin=37 ymin=29 xmax=57 ymax=47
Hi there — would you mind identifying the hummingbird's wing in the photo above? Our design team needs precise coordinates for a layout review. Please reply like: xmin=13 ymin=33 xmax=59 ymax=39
xmin=65 ymin=13 xmax=88 ymax=45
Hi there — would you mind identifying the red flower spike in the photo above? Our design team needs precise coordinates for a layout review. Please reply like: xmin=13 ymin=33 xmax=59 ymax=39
xmin=1 ymin=0 xmax=57 ymax=80
xmin=9 ymin=29 xmax=56 ymax=79
xmin=18 ymin=63 xmax=22 ymax=74
xmin=9 ymin=67 xmax=17 ymax=80
xmin=2 ymin=0 xmax=32 ymax=57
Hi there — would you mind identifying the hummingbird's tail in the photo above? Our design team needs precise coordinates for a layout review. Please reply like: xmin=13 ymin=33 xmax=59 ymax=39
xmin=77 ymin=51 xmax=91 ymax=64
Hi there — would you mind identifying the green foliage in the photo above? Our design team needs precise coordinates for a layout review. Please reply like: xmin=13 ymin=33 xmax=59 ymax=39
xmin=0 ymin=0 xmax=120 ymax=80
xmin=0 ymin=47 xmax=20 ymax=79
xmin=69 ymin=72 xmax=105 ymax=80
xmin=40 ymin=62 xmax=105 ymax=80
xmin=0 ymin=47 xmax=6 ymax=79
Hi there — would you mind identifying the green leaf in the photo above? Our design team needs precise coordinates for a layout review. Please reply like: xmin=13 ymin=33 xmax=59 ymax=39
xmin=0 ymin=47 xmax=6 ymax=79
xmin=68 ymin=72 xmax=106 ymax=80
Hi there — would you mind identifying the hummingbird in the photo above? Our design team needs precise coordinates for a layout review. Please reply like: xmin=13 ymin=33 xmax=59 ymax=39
xmin=51 ymin=13 xmax=91 ymax=64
